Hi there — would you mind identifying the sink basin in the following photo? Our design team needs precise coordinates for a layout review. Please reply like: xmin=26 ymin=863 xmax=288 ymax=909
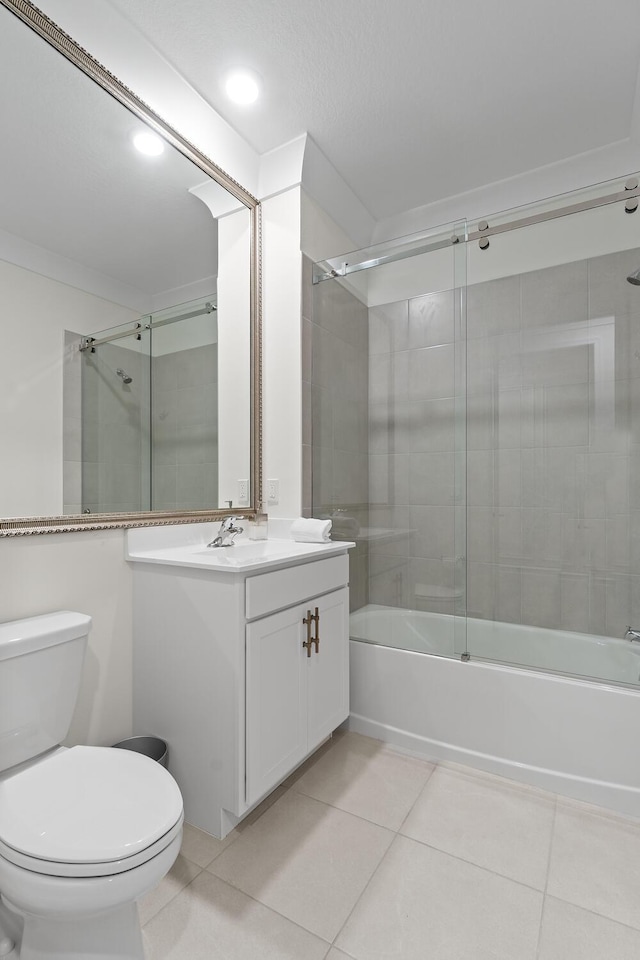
xmin=192 ymin=540 xmax=322 ymax=566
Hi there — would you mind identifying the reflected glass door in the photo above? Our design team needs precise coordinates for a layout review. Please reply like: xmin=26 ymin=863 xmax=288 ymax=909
xmin=80 ymin=320 xmax=150 ymax=514
xmin=150 ymin=299 xmax=219 ymax=511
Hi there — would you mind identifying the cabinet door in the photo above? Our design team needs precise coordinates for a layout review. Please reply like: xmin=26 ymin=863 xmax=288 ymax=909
xmin=245 ymin=605 xmax=307 ymax=807
xmin=306 ymin=587 xmax=349 ymax=752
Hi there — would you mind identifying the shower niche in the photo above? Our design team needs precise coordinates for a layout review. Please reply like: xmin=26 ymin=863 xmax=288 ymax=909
xmin=63 ymin=297 xmax=218 ymax=515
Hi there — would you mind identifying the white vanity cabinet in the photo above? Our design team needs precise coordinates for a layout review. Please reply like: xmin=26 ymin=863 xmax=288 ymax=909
xmin=246 ymin=586 xmax=348 ymax=806
xmin=130 ymin=540 xmax=350 ymax=839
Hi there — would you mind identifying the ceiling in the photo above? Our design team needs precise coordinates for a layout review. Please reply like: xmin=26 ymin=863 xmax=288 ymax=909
xmin=0 ymin=2 xmax=217 ymax=309
xmin=106 ymin=0 xmax=640 ymax=222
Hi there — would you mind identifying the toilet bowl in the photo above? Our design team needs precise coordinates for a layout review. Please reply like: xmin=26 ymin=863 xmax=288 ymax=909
xmin=0 ymin=612 xmax=184 ymax=959
xmin=414 ymin=582 xmax=464 ymax=615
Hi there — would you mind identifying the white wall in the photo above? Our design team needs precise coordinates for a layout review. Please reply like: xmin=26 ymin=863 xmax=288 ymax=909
xmin=0 ymin=259 xmax=138 ymax=518
xmin=301 ymin=191 xmax=360 ymax=263
xmin=0 ymin=260 xmax=138 ymax=746
xmin=217 ymin=206 xmax=252 ymax=507
xmin=262 ymin=188 xmax=302 ymax=517
xmin=0 ymin=530 xmax=133 ymax=747
xmin=373 ymin=139 xmax=640 ymax=247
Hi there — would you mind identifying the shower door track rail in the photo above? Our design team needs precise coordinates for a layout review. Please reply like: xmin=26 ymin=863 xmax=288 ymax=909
xmin=313 ymin=182 xmax=640 ymax=283
xmin=466 ymin=184 xmax=640 ymax=243
xmin=79 ymin=301 xmax=217 ymax=352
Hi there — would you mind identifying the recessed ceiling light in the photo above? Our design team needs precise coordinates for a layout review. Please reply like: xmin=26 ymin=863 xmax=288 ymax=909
xmin=224 ymin=69 xmax=260 ymax=105
xmin=132 ymin=131 xmax=165 ymax=157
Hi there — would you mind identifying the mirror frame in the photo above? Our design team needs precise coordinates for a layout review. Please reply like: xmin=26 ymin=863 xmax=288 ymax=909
xmin=0 ymin=0 xmax=262 ymax=536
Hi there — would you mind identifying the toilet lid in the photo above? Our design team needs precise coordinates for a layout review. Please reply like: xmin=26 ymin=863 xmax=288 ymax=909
xmin=0 ymin=746 xmax=183 ymax=866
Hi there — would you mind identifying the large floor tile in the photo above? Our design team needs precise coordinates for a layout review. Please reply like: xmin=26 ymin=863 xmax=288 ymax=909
xmin=547 ymin=801 xmax=640 ymax=929
xmin=400 ymin=763 xmax=555 ymax=889
xmin=180 ymin=822 xmax=237 ymax=868
xmin=336 ymin=836 xmax=543 ymax=960
xmin=138 ymin=853 xmax=201 ymax=926
xmin=208 ymin=790 xmax=394 ymax=941
xmin=142 ymin=871 xmax=329 ymax=960
xmin=538 ymin=896 xmax=640 ymax=960
xmin=292 ymin=732 xmax=434 ymax=829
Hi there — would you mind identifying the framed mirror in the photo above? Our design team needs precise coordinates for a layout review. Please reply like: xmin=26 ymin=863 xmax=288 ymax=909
xmin=0 ymin=0 xmax=262 ymax=536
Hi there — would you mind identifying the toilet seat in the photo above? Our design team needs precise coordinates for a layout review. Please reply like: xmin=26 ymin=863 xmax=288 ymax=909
xmin=0 ymin=745 xmax=183 ymax=878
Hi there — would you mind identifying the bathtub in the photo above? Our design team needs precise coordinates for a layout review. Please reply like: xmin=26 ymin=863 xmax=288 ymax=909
xmin=349 ymin=604 xmax=640 ymax=818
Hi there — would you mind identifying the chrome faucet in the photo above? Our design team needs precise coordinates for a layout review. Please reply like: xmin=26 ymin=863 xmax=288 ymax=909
xmin=624 ymin=626 xmax=640 ymax=642
xmin=207 ymin=516 xmax=244 ymax=548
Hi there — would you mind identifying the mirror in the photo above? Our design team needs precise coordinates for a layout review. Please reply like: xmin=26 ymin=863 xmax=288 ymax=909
xmin=0 ymin=0 xmax=261 ymax=534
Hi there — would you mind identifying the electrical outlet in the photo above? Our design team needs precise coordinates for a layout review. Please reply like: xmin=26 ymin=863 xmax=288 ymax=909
xmin=237 ymin=479 xmax=248 ymax=505
xmin=266 ymin=478 xmax=279 ymax=504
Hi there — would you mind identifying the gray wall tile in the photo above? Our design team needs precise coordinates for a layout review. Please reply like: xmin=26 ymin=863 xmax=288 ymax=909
xmin=521 ymin=261 xmax=588 ymax=329
xmin=408 ymin=290 xmax=455 ymax=348
xmin=409 ymin=344 xmax=455 ymax=401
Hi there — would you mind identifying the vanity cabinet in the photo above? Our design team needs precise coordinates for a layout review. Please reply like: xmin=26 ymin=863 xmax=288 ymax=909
xmin=246 ymin=587 xmax=348 ymax=806
xmin=131 ymin=548 xmax=350 ymax=838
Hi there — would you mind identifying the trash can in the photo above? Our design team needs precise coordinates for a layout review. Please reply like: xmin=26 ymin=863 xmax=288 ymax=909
xmin=112 ymin=735 xmax=168 ymax=768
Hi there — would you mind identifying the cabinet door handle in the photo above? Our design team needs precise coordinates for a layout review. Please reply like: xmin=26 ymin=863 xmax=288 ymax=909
xmin=312 ymin=607 xmax=320 ymax=654
xmin=303 ymin=610 xmax=314 ymax=657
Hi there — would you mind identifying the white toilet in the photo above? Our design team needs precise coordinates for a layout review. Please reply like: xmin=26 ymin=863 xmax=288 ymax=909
xmin=0 ymin=611 xmax=184 ymax=960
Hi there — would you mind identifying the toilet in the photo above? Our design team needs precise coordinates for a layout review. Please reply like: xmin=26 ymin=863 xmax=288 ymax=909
xmin=414 ymin=582 xmax=464 ymax=615
xmin=0 ymin=611 xmax=184 ymax=960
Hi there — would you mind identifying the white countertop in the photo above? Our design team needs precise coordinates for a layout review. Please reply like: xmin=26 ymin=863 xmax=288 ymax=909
xmin=127 ymin=522 xmax=355 ymax=574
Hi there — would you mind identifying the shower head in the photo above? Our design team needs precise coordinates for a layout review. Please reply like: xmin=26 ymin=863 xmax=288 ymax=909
xmin=116 ymin=368 xmax=132 ymax=384
xmin=627 ymin=269 xmax=640 ymax=286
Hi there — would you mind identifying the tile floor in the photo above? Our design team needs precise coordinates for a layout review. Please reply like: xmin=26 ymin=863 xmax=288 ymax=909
xmin=139 ymin=731 xmax=640 ymax=959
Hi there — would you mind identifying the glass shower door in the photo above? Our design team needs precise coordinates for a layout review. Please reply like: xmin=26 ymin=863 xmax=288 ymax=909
xmin=464 ymin=190 xmax=640 ymax=688
xmin=80 ymin=319 xmax=150 ymax=514
xmin=311 ymin=220 xmax=469 ymax=663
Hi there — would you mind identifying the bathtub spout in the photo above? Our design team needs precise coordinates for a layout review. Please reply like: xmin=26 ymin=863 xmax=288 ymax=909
xmin=624 ymin=626 xmax=640 ymax=642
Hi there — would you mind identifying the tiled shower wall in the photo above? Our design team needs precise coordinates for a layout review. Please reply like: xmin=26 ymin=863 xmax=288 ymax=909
xmin=304 ymin=256 xmax=370 ymax=610
xmin=466 ymin=247 xmax=640 ymax=640
xmin=370 ymin=246 xmax=640 ymax=639
xmin=151 ymin=343 xmax=218 ymax=511
xmin=75 ymin=341 xmax=217 ymax=513
xmin=367 ymin=292 xmax=462 ymax=614
xmin=80 ymin=341 xmax=149 ymax=513
xmin=310 ymin=245 xmax=640 ymax=640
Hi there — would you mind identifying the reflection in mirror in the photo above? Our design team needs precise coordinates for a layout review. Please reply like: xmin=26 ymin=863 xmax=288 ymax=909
xmin=0 ymin=0 xmax=256 ymax=527
xmin=65 ymin=298 xmax=220 ymax=514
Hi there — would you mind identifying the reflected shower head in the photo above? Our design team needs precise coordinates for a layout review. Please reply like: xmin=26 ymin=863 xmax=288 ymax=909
xmin=627 ymin=269 xmax=640 ymax=286
xmin=116 ymin=368 xmax=132 ymax=384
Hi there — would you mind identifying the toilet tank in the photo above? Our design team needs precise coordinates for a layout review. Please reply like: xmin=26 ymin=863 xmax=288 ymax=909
xmin=0 ymin=611 xmax=91 ymax=773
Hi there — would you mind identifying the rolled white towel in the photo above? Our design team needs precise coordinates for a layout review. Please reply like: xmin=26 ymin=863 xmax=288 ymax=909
xmin=291 ymin=517 xmax=332 ymax=543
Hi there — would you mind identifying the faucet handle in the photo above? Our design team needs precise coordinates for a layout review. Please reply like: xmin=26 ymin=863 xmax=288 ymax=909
xmin=221 ymin=514 xmax=244 ymax=530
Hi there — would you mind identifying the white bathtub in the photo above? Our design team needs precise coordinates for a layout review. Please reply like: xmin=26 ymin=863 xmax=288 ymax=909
xmin=349 ymin=604 xmax=640 ymax=817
